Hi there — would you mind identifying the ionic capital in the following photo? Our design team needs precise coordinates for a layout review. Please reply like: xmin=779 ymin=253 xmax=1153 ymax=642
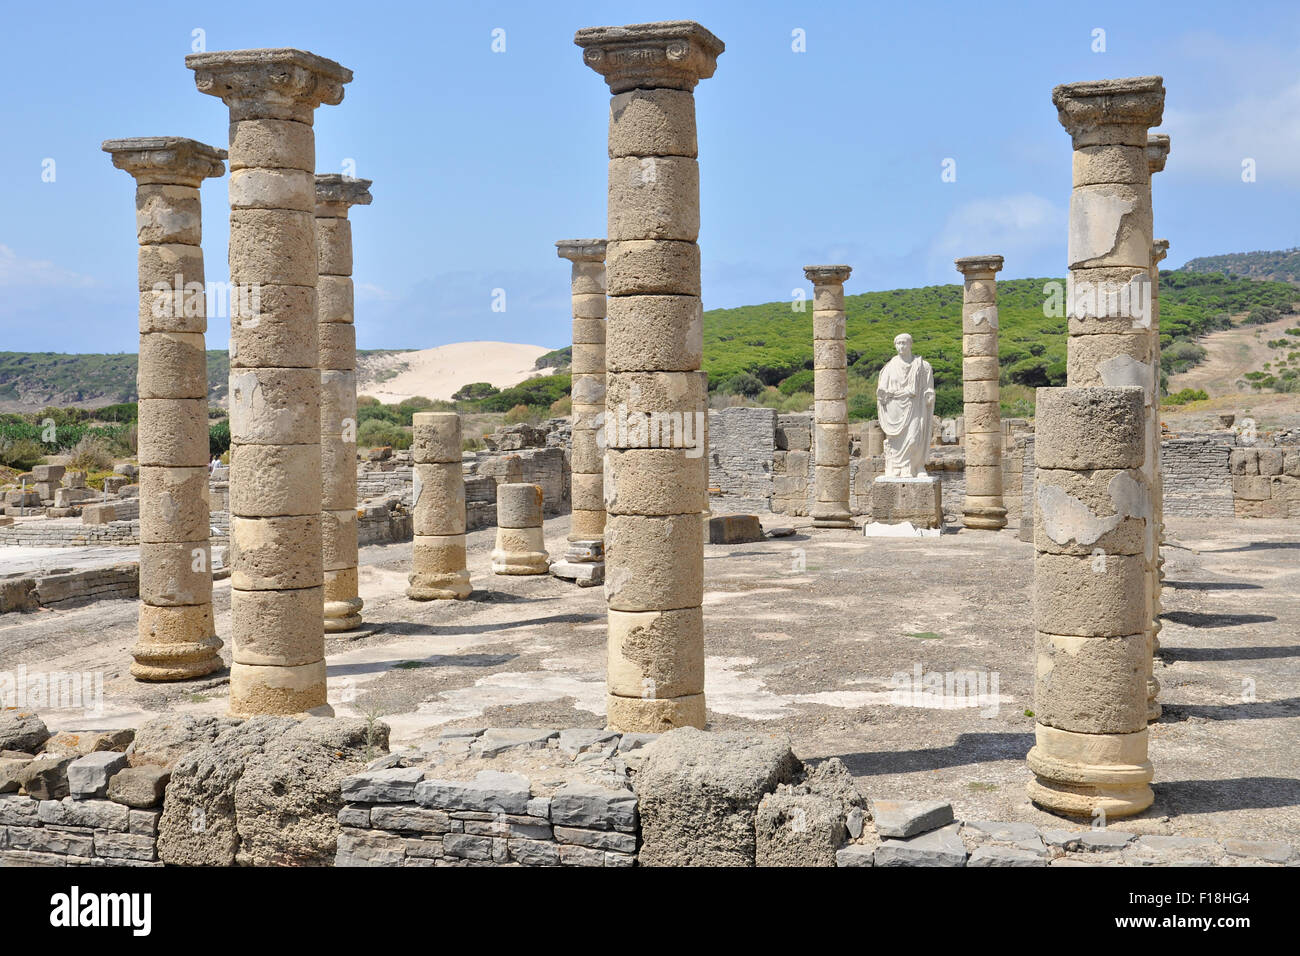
xmin=187 ymin=48 xmax=352 ymax=120
xmin=1146 ymin=133 xmax=1170 ymax=174
xmin=803 ymin=264 xmax=852 ymax=287
xmin=954 ymin=254 xmax=1004 ymax=278
xmin=1052 ymin=76 xmax=1165 ymax=148
xmin=557 ymin=238 xmax=607 ymax=262
xmin=576 ymin=21 xmax=723 ymax=93
xmin=315 ymin=174 xmax=373 ymax=217
xmin=102 ymin=137 xmax=226 ymax=186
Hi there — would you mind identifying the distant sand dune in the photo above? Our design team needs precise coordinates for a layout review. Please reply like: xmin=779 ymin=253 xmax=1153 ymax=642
xmin=356 ymin=341 xmax=555 ymax=404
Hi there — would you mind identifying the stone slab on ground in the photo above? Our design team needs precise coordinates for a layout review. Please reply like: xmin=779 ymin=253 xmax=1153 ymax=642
xmin=871 ymin=798 xmax=954 ymax=838
xmin=874 ymin=822 xmax=968 ymax=867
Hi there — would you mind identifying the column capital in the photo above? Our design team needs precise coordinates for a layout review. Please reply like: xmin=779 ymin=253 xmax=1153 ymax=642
xmin=1152 ymin=239 xmax=1169 ymax=265
xmin=1146 ymin=133 xmax=1170 ymax=174
xmin=954 ymin=254 xmax=1004 ymax=278
xmin=557 ymin=238 xmax=607 ymax=262
xmin=187 ymin=48 xmax=352 ymax=121
xmin=803 ymin=264 xmax=851 ymax=286
xmin=576 ymin=21 xmax=723 ymax=93
xmin=102 ymin=137 xmax=226 ymax=186
xmin=315 ymin=174 xmax=373 ymax=216
xmin=1052 ymin=76 xmax=1165 ymax=148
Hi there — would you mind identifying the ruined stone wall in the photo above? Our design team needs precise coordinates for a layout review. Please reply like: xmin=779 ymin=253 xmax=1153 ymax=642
xmin=0 ymin=793 xmax=162 ymax=865
xmin=0 ymin=565 xmax=139 ymax=614
xmin=708 ymin=407 xmax=775 ymax=513
xmin=1161 ymin=437 xmax=1234 ymax=518
xmin=773 ymin=414 xmax=813 ymax=516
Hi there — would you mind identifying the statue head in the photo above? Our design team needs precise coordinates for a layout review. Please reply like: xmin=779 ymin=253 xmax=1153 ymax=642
xmin=893 ymin=333 xmax=914 ymax=361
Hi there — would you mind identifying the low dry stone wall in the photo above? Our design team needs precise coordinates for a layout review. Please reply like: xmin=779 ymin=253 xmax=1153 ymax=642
xmin=708 ymin=407 xmax=776 ymax=513
xmin=0 ymin=519 xmax=141 ymax=547
xmin=0 ymin=564 xmax=138 ymax=614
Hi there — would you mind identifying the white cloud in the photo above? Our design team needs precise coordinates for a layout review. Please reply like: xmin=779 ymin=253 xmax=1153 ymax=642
xmin=0 ymin=244 xmax=98 ymax=290
xmin=1164 ymin=82 xmax=1300 ymax=185
xmin=926 ymin=194 xmax=1065 ymax=280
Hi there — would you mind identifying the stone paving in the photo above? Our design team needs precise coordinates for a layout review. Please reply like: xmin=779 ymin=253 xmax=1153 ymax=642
xmin=2 ymin=511 xmax=1295 ymax=846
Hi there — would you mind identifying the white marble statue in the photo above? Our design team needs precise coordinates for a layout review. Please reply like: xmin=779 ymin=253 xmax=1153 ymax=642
xmin=876 ymin=333 xmax=935 ymax=479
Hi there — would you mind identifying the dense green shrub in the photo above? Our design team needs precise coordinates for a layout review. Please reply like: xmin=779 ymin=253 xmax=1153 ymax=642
xmin=209 ymin=419 xmax=231 ymax=457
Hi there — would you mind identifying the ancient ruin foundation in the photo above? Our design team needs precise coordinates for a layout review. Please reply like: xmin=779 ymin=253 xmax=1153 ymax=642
xmin=1028 ymin=386 xmax=1153 ymax=818
xmin=103 ymin=137 xmax=226 ymax=680
xmin=955 ymin=255 xmax=1007 ymax=531
xmin=408 ymin=412 xmax=471 ymax=599
xmin=188 ymin=48 xmax=353 ymax=715
xmin=1053 ymin=75 xmax=1165 ymax=724
xmin=805 ymin=265 xmax=854 ymax=529
xmin=315 ymin=174 xmax=372 ymax=632
xmin=551 ymin=239 xmax=608 ymax=586
xmin=491 ymin=483 xmax=549 ymax=574
xmin=577 ymin=20 xmax=722 ymax=732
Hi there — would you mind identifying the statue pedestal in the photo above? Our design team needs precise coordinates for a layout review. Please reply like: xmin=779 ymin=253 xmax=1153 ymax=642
xmin=870 ymin=475 xmax=942 ymax=530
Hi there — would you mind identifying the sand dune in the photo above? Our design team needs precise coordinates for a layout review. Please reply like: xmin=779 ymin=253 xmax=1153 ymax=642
xmin=357 ymin=341 xmax=556 ymax=404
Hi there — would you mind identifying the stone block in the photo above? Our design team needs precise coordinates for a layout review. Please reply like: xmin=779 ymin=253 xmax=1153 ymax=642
xmin=66 ymin=752 xmax=128 ymax=799
xmin=870 ymin=477 xmax=942 ymax=528
xmin=706 ymin=513 xmax=764 ymax=544
xmin=874 ymin=822 xmax=967 ymax=867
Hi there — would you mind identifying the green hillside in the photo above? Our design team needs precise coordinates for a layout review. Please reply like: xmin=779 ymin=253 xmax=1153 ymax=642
xmin=1 ymin=271 xmax=1295 ymax=421
xmin=1182 ymin=248 xmax=1300 ymax=284
xmin=704 ymin=271 xmax=1300 ymax=418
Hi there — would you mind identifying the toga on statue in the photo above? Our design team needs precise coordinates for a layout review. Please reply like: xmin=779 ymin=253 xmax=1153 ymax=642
xmin=876 ymin=333 xmax=935 ymax=479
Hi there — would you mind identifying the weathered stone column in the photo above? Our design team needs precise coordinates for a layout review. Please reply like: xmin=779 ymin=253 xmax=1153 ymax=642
xmin=1146 ymin=131 xmax=1170 ymax=668
xmin=1148 ymin=236 xmax=1169 ymax=663
xmin=551 ymin=238 xmax=608 ymax=587
xmin=103 ymin=137 xmax=226 ymax=681
xmin=955 ymin=255 xmax=1006 ymax=530
xmin=578 ymin=20 xmax=722 ymax=732
xmin=805 ymin=265 xmax=854 ymax=529
xmin=188 ymin=48 xmax=352 ymax=716
xmin=1028 ymin=386 xmax=1153 ymax=818
xmin=491 ymin=483 xmax=550 ymax=574
xmin=315 ymin=174 xmax=372 ymax=633
xmin=408 ymin=412 xmax=471 ymax=600
xmin=1054 ymin=76 xmax=1164 ymax=725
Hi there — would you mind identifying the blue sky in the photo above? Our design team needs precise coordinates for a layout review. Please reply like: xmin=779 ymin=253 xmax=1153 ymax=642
xmin=2 ymin=0 xmax=1298 ymax=354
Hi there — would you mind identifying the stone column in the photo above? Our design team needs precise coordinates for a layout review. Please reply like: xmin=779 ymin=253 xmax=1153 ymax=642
xmin=491 ymin=483 xmax=549 ymax=574
xmin=103 ymin=137 xmax=226 ymax=681
xmin=314 ymin=174 xmax=372 ymax=633
xmin=805 ymin=265 xmax=854 ymax=529
xmin=1146 ymin=131 xmax=1170 ymax=673
xmin=188 ymin=48 xmax=352 ymax=716
xmin=955 ymin=255 xmax=1007 ymax=530
xmin=577 ymin=20 xmax=722 ymax=733
xmin=408 ymin=412 xmax=471 ymax=599
xmin=1028 ymin=386 xmax=1153 ymax=818
xmin=551 ymin=238 xmax=608 ymax=587
xmin=1054 ymin=76 xmax=1164 ymax=724
xmin=1148 ymin=236 xmax=1169 ymax=661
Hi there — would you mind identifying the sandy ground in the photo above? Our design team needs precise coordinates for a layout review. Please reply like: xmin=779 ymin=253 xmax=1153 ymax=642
xmin=2 ymin=512 xmax=1296 ymax=845
xmin=356 ymin=341 xmax=553 ymax=403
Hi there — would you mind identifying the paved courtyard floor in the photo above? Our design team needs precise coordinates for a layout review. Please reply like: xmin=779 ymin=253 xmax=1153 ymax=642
xmin=1 ymin=514 xmax=1295 ymax=844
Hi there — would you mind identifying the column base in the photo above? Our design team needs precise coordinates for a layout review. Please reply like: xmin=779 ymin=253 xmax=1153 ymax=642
xmin=324 ymin=597 xmax=364 ymax=633
xmin=491 ymin=552 xmax=551 ymax=575
xmin=1026 ymin=724 xmax=1154 ymax=819
xmin=962 ymin=503 xmax=1007 ymax=530
xmin=228 ymin=660 xmax=328 ymax=717
xmin=606 ymin=693 xmax=705 ymax=733
xmin=407 ymin=570 xmax=472 ymax=601
xmin=132 ymin=604 xmax=225 ymax=682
